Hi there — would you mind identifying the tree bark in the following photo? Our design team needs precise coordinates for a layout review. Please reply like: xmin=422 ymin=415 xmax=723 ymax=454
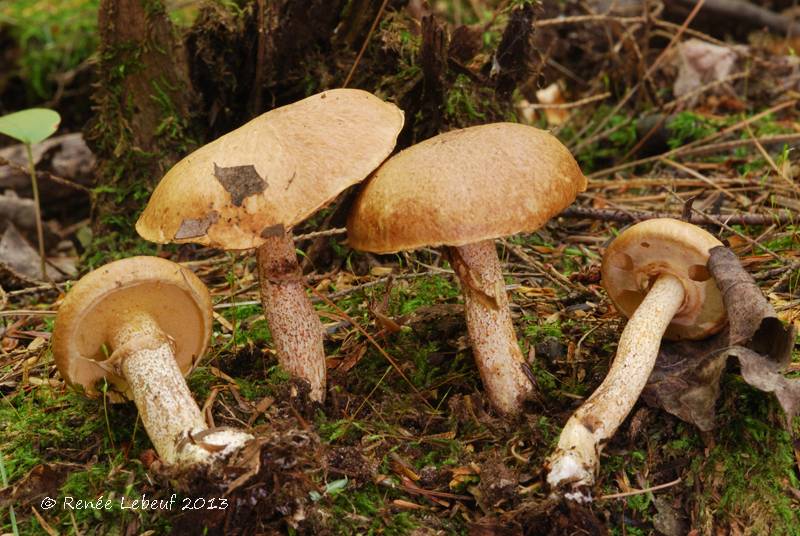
xmin=86 ymin=0 xmax=198 ymax=234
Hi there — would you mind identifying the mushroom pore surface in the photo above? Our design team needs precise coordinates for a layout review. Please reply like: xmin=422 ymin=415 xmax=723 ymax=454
xmin=52 ymin=256 xmax=212 ymax=398
xmin=601 ymin=218 xmax=725 ymax=340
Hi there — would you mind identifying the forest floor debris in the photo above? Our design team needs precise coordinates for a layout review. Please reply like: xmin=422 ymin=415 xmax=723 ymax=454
xmin=1 ymin=0 xmax=799 ymax=534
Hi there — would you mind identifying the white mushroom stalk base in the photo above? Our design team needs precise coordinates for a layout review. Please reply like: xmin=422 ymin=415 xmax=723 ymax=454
xmin=110 ymin=311 xmax=253 ymax=468
xmin=449 ymin=240 xmax=535 ymax=416
xmin=257 ymin=230 xmax=326 ymax=402
xmin=547 ymin=274 xmax=685 ymax=500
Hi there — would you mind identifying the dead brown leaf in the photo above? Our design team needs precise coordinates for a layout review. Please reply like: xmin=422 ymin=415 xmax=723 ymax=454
xmin=643 ymin=246 xmax=797 ymax=430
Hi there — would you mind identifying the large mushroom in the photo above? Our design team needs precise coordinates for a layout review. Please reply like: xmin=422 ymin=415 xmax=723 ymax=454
xmin=547 ymin=218 xmax=726 ymax=499
xmin=136 ymin=89 xmax=404 ymax=402
xmin=52 ymin=256 xmax=253 ymax=468
xmin=347 ymin=123 xmax=587 ymax=416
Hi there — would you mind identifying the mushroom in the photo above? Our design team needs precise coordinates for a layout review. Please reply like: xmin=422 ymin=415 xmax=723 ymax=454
xmin=52 ymin=256 xmax=253 ymax=468
xmin=547 ymin=218 xmax=726 ymax=499
xmin=347 ymin=123 xmax=587 ymax=416
xmin=136 ymin=89 xmax=404 ymax=402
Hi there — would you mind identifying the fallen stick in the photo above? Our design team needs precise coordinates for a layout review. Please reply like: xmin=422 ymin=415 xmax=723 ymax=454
xmin=559 ymin=206 xmax=795 ymax=226
xmin=670 ymin=0 xmax=800 ymax=35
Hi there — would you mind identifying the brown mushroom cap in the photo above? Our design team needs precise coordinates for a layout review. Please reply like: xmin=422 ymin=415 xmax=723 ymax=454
xmin=52 ymin=256 xmax=212 ymax=399
xmin=136 ymin=89 xmax=404 ymax=250
xmin=601 ymin=218 xmax=726 ymax=341
xmin=346 ymin=123 xmax=587 ymax=253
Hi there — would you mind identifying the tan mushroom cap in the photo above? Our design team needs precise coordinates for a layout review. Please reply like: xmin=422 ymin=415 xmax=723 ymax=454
xmin=346 ymin=123 xmax=587 ymax=253
xmin=601 ymin=218 xmax=726 ymax=341
xmin=136 ymin=88 xmax=404 ymax=250
xmin=52 ymin=256 xmax=213 ymax=399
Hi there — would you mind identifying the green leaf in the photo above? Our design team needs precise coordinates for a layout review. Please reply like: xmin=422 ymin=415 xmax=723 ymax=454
xmin=324 ymin=477 xmax=348 ymax=496
xmin=0 ymin=108 xmax=61 ymax=144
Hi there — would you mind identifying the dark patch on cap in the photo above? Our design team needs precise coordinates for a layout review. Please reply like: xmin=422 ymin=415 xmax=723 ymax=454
xmin=213 ymin=163 xmax=267 ymax=206
xmin=260 ymin=223 xmax=285 ymax=239
xmin=175 ymin=211 xmax=220 ymax=240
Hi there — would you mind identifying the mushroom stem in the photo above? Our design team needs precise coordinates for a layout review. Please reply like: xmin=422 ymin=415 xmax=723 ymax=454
xmin=547 ymin=274 xmax=685 ymax=497
xmin=110 ymin=311 xmax=252 ymax=467
xmin=257 ymin=230 xmax=326 ymax=401
xmin=449 ymin=240 xmax=535 ymax=416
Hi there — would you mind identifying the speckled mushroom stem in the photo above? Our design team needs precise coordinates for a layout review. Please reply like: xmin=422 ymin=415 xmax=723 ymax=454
xmin=449 ymin=240 xmax=535 ymax=416
xmin=547 ymin=274 xmax=685 ymax=499
xmin=110 ymin=311 xmax=252 ymax=467
xmin=257 ymin=230 xmax=326 ymax=402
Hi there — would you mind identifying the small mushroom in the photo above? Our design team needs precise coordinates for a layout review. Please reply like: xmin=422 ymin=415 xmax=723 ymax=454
xmin=52 ymin=256 xmax=253 ymax=468
xmin=347 ymin=123 xmax=587 ymax=416
xmin=547 ymin=218 xmax=726 ymax=499
xmin=136 ymin=89 xmax=404 ymax=401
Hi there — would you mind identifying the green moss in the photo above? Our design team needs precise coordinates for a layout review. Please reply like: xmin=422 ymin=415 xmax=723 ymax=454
xmin=523 ymin=318 xmax=564 ymax=341
xmin=391 ymin=275 xmax=460 ymax=316
xmin=316 ymin=416 xmax=365 ymax=444
xmin=80 ymin=230 xmax=162 ymax=270
xmin=86 ymin=1 xmax=199 ymax=254
xmin=1 ymin=388 xmax=107 ymax=480
xmin=666 ymin=111 xmax=719 ymax=149
xmin=691 ymin=378 xmax=800 ymax=534
xmin=577 ymin=108 xmax=637 ymax=170
xmin=761 ymin=225 xmax=798 ymax=253
xmin=0 ymin=381 xmax=177 ymax=534
xmin=444 ymin=74 xmax=489 ymax=123
xmin=185 ymin=366 xmax=219 ymax=403
xmin=0 ymin=0 xmax=99 ymax=100
xmin=329 ymin=484 xmax=419 ymax=534
xmin=235 ymin=377 xmax=268 ymax=400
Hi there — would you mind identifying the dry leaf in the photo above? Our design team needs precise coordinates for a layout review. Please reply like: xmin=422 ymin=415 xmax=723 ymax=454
xmin=673 ymin=39 xmax=740 ymax=98
xmin=643 ymin=246 xmax=797 ymax=431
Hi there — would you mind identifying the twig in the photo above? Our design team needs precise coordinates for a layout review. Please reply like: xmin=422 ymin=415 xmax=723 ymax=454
xmin=249 ymin=0 xmax=267 ymax=114
xmin=653 ymin=19 xmax=728 ymax=47
xmin=212 ymin=271 xmax=435 ymax=310
xmin=524 ymin=92 xmax=611 ymax=110
xmin=5 ymin=283 xmax=62 ymax=297
xmin=293 ymin=227 xmax=347 ymax=241
xmin=0 ymin=310 xmax=56 ymax=317
xmin=597 ymin=477 xmax=682 ymax=500
xmin=674 ymin=132 xmax=800 ymax=159
xmin=342 ymin=0 xmax=390 ymax=88
xmin=584 ymin=71 xmax=751 ymax=157
xmin=588 ymin=101 xmax=799 ymax=179
xmin=660 ymin=158 xmax=736 ymax=201
xmin=559 ymin=206 xmax=795 ymax=226
xmin=532 ymin=14 xmax=645 ymax=27
xmin=569 ymin=0 xmax=706 ymax=152
xmin=671 ymin=0 xmax=800 ymax=35
xmin=664 ymin=190 xmax=785 ymax=260
xmin=500 ymin=240 xmax=572 ymax=292
xmin=307 ymin=284 xmax=436 ymax=410
xmin=744 ymin=124 xmax=800 ymax=194
xmin=0 ymin=157 xmax=91 ymax=193
xmin=755 ymin=261 xmax=800 ymax=281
